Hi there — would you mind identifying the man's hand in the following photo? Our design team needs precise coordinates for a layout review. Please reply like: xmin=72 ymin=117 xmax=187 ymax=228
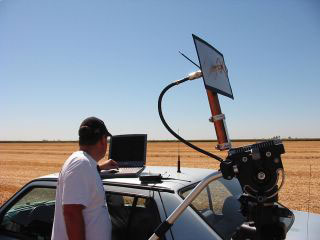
xmin=98 ymin=159 xmax=119 ymax=170
xmin=63 ymin=204 xmax=85 ymax=240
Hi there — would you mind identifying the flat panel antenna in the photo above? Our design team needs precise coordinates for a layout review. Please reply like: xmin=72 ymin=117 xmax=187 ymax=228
xmin=192 ymin=34 xmax=234 ymax=99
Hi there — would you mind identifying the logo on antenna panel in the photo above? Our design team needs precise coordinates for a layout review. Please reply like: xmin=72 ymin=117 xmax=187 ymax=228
xmin=209 ymin=58 xmax=227 ymax=78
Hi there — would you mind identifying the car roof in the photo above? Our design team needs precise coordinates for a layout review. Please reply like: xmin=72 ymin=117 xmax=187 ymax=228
xmin=36 ymin=166 xmax=218 ymax=193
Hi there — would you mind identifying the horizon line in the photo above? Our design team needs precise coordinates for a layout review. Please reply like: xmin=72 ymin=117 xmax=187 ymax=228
xmin=1 ymin=137 xmax=320 ymax=143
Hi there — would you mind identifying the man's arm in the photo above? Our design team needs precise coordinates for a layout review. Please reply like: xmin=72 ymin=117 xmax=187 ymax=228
xmin=63 ymin=204 xmax=86 ymax=240
xmin=98 ymin=159 xmax=118 ymax=170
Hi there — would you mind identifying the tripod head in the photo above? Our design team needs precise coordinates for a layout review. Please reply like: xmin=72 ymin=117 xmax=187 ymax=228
xmin=220 ymin=139 xmax=293 ymax=240
xmin=221 ymin=139 xmax=284 ymax=202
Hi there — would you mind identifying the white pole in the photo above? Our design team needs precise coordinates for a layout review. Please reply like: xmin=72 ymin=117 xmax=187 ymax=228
xmin=148 ymin=171 xmax=223 ymax=240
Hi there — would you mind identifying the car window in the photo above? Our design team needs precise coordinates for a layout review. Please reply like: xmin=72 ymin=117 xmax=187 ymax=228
xmin=0 ymin=187 xmax=56 ymax=240
xmin=180 ymin=178 xmax=245 ymax=240
xmin=106 ymin=192 xmax=164 ymax=240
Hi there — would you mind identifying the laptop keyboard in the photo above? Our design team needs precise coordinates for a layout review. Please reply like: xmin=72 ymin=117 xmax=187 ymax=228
xmin=118 ymin=167 xmax=144 ymax=173
xmin=118 ymin=161 xmax=144 ymax=167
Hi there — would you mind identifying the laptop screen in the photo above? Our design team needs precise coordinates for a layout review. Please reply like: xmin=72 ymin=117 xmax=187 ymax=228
xmin=108 ymin=134 xmax=147 ymax=166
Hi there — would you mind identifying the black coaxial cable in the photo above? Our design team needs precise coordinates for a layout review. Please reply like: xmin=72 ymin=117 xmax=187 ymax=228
xmin=158 ymin=78 xmax=223 ymax=162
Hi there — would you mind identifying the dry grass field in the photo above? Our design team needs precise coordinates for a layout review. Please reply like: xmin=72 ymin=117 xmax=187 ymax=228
xmin=0 ymin=141 xmax=319 ymax=214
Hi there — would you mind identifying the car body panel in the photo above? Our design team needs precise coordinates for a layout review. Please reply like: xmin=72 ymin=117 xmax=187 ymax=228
xmin=286 ymin=210 xmax=320 ymax=240
xmin=38 ymin=166 xmax=217 ymax=193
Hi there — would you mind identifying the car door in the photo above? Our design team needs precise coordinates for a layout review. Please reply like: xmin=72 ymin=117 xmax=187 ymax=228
xmin=0 ymin=181 xmax=56 ymax=240
xmin=104 ymin=184 xmax=173 ymax=240
xmin=0 ymin=181 xmax=173 ymax=240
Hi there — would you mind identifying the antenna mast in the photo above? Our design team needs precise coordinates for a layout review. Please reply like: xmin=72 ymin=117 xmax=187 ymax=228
xmin=177 ymin=129 xmax=181 ymax=173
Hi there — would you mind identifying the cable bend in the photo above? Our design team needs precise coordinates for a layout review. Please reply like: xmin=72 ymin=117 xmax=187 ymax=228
xmin=158 ymin=79 xmax=223 ymax=162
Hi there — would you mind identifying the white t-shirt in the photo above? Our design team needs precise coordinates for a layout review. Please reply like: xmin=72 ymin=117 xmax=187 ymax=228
xmin=51 ymin=151 xmax=111 ymax=240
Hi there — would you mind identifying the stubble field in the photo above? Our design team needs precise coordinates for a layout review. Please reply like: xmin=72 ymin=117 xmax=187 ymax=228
xmin=0 ymin=141 xmax=319 ymax=214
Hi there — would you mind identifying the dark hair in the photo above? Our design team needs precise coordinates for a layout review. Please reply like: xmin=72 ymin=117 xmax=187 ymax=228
xmin=78 ymin=117 xmax=111 ymax=146
xmin=78 ymin=126 xmax=105 ymax=145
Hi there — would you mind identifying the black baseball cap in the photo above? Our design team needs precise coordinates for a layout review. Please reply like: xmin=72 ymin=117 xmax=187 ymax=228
xmin=79 ymin=116 xmax=111 ymax=137
xmin=78 ymin=117 xmax=111 ymax=145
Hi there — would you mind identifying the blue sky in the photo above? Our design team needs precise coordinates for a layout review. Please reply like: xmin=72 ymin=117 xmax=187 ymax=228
xmin=1 ymin=0 xmax=319 ymax=140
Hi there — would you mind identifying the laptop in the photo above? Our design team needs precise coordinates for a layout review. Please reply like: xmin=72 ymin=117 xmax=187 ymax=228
xmin=100 ymin=134 xmax=147 ymax=178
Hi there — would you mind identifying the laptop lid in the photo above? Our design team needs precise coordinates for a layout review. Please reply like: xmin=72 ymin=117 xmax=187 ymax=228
xmin=108 ymin=134 xmax=147 ymax=167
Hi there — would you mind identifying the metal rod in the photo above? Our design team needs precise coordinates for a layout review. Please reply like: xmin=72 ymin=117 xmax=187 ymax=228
xmin=148 ymin=171 xmax=223 ymax=240
xmin=206 ymin=186 xmax=214 ymax=211
xmin=206 ymin=89 xmax=231 ymax=150
xmin=178 ymin=51 xmax=201 ymax=69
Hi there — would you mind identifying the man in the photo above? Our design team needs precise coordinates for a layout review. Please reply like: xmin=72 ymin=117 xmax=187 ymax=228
xmin=51 ymin=117 xmax=118 ymax=240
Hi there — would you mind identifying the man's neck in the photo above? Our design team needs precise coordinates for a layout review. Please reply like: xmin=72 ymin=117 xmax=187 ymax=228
xmin=79 ymin=146 xmax=99 ymax=162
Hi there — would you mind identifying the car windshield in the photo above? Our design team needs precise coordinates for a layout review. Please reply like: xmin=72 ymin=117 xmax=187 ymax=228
xmin=180 ymin=178 xmax=245 ymax=240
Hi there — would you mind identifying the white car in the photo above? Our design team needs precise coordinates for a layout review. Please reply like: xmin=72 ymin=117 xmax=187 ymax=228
xmin=0 ymin=166 xmax=319 ymax=240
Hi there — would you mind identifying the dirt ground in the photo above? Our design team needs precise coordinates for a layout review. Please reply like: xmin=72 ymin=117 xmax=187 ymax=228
xmin=0 ymin=141 xmax=319 ymax=214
